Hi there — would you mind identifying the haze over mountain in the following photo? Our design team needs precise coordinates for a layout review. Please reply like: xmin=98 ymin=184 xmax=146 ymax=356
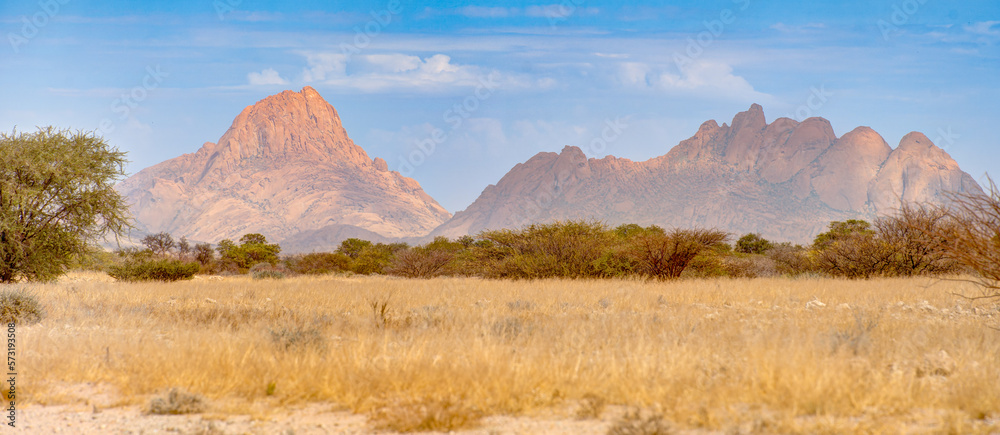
xmin=117 ymin=87 xmax=451 ymax=250
xmin=432 ymin=104 xmax=982 ymax=243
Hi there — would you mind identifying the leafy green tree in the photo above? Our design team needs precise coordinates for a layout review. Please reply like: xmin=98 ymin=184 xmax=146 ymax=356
xmin=735 ymin=233 xmax=774 ymax=254
xmin=216 ymin=234 xmax=281 ymax=272
xmin=238 ymin=233 xmax=281 ymax=266
xmin=337 ymin=238 xmax=372 ymax=259
xmin=0 ymin=128 xmax=130 ymax=282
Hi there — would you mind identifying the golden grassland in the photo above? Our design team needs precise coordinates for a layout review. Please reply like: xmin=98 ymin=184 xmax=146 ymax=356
xmin=12 ymin=272 xmax=1000 ymax=433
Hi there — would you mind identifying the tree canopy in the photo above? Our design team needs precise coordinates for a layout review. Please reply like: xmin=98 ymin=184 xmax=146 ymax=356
xmin=216 ymin=233 xmax=281 ymax=271
xmin=0 ymin=128 xmax=131 ymax=282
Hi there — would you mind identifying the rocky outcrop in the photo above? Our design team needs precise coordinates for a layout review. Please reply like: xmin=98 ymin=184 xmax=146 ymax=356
xmin=431 ymin=106 xmax=982 ymax=243
xmin=117 ymin=87 xmax=451 ymax=250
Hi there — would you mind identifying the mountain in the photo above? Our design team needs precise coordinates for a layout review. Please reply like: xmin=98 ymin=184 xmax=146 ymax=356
xmin=117 ymin=87 xmax=451 ymax=250
xmin=431 ymin=104 xmax=982 ymax=243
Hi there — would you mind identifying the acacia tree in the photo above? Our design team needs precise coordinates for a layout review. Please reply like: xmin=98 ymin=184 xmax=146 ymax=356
xmin=0 ymin=128 xmax=130 ymax=282
xmin=141 ymin=232 xmax=175 ymax=257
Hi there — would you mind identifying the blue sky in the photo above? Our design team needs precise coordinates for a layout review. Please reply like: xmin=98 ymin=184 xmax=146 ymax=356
xmin=2 ymin=0 xmax=998 ymax=213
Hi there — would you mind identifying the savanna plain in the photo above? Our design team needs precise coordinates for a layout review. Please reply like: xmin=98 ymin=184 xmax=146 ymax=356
xmin=14 ymin=273 xmax=1000 ymax=434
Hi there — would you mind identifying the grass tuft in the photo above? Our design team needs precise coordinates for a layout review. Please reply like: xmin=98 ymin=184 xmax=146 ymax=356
xmin=0 ymin=288 xmax=44 ymax=324
xmin=147 ymin=388 xmax=207 ymax=415
xmin=369 ymin=396 xmax=482 ymax=432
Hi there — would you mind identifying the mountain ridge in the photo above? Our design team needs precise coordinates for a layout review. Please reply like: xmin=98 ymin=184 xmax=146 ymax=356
xmin=430 ymin=105 xmax=982 ymax=243
xmin=118 ymin=88 xmax=982 ymax=250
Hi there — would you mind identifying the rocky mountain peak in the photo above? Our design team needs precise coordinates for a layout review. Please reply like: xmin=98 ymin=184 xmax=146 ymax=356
xmin=117 ymin=87 xmax=451 ymax=249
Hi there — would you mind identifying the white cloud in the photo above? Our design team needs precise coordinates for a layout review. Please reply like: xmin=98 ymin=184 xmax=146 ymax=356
xmin=457 ymin=6 xmax=513 ymax=18
xmin=247 ymin=68 xmax=289 ymax=86
xmin=616 ymin=60 xmax=771 ymax=103
xmin=299 ymin=52 xmax=540 ymax=93
xmin=525 ymin=5 xmax=599 ymax=18
xmin=301 ymin=53 xmax=348 ymax=82
xmin=422 ymin=5 xmax=599 ymax=20
xmin=618 ymin=62 xmax=651 ymax=87
xmin=770 ymin=22 xmax=826 ymax=33
xmin=594 ymin=52 xmax=629 ymax=59
xmin=964 ymin=20 xmax=1000 ymax=37
xmin=357 ymin=54 xmax=423 ymax=73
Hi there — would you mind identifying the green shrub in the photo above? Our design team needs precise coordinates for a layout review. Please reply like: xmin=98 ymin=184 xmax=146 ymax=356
xmin=216 ymin=234 xmax=281 ymax=272
xmin=735 ymin=233 xmax=773 ymax=254
xmin=0 ymin=289 xmax=44 ymax=324
xmin=107 ymin=259 xmax=199 ymax=282
xmin=352 ymin=243 xmax=407 ymax=275
xmin=336 ymin=238 xmax=373 ymax=259
xmin=469 ymin=220 xmax=615 ymax=279
xmin=813 ymin=219 xmax=873 ymax=250
xmin=681 ymin=251 xmax=728 ymax=278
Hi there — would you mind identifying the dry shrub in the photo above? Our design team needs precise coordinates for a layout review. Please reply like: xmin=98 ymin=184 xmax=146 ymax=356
xmin=815 ymin=208 xmax=960 ymax=279
xmin=575 ymin=393 xmax=607 ymax=419
xmin=163 ymin=303 xmax=295 ymax=330
xmin=249 ymin=262 xmax=288 ymax=279
xmin=491 ymin=316 xmax=525 ymax=340
xmin=876 ymin=205 xmax=959 ymax=276
xmin=937 ymin=177 xmax=1000 ymax=296
xmin=607 ymin=408 xmax=673 ymax=435
xmin=815 ymin=233 xmax=897 ymax=279
xmin=721 ymin=254 xmax=778 ymax=278
xmin=627 ymin=228 xmax=728 ymax=279
xmin=830 ymin=309 xmax=880 ymax=356
xmin=148 ymin=388 xmax=206 ymax=415
xmin=269 ymin=323 xmax=326 ymax=351
xmin=386 ymin=248 xmax=454 ymax=278
xmin=285 ymin=252 xmax=351 ymax=275
xmin=369 ymin=397 xmax=482 ymax=432
xmin=766 ymin=243 xmax=813 ymax=276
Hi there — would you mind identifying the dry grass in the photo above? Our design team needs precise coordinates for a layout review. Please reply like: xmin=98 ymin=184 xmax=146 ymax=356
xmin=14 ymin=272 xmax=1000 ymax=433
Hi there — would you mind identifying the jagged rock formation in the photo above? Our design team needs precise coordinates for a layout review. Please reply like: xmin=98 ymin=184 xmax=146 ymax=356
xmin=431 ymin=104 xmax=982 ymax=243
xmin=117 ymin=87 xmax=451 ymax=250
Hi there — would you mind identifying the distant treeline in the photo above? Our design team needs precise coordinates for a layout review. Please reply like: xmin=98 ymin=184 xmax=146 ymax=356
xmin=92 ymin=202 xmax=995 ymax=282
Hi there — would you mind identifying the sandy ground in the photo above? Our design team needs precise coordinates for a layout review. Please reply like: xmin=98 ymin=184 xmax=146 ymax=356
xmin=14 ymin=404 xmax=645 ymax=435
